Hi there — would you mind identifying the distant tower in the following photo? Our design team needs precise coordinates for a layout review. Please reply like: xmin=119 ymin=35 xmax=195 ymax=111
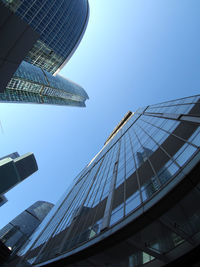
xmin=0 ymin=152 xmax=38 ymax=196
xmin=0 ymin=201 xmax=54 ymax=253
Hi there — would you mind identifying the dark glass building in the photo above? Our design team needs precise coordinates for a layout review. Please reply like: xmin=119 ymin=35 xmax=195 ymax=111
xmin=0 ymin=201 xmax=53 ymax=254
xmin=0 ymin=152 xmax=38 ymax=196
xmin=0 ymin=0 xmax=89 ymax=106
xmin=1 ymin=0 xmax=89 ymax=74
xmin=19 ymin=95 xmax=200 ymax=266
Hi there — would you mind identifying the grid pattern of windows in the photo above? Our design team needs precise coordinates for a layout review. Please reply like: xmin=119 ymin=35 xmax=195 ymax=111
xmin=0 ymin=89 xmax=85 ymax=107
xmin=2 ymin=0 xmax=89 ymax=73
xmin=21 ymin=95 xmax=200 ymax=265
xmin=0 ymin=61 xmax=88 ymax=106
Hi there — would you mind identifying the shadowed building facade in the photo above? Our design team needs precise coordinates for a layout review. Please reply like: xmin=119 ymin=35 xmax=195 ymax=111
xmin=0 ymin=195 xmax=7 ymax=208
xmin=0 ymin=152 xmax=38 ymax=196
xmin=0 ymin=201 xmax=54 ymax=254
xmin=0 ymin=0 xmax=89 ymax=106
xmin=17 ymin=95 xmax=200 ymax=267
xmin=0 ymin=153 xmax=19 ymax=208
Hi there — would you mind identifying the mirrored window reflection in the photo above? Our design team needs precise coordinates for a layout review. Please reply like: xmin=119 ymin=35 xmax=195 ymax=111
xmin=188 ymin=126 xmax=200 ymax=147
xmin=173 ymin=144 xmax=197 ymax=167
xmin=125 ymin=191 xmax=141 ymax=216
xmin=3 ymin=0 xmax=89 ymax=73
xmin=141 ymin=176 xmax=160 ymax=202
xmin=116 ymin=167 xmax=125 ymax=187
xmin=158 ymin=160 xmax=179 ymax=185
xmin=146 ymin=102 xmax=195 ymax=115
xmin=110 ymin=203 xmax=124 ymax=226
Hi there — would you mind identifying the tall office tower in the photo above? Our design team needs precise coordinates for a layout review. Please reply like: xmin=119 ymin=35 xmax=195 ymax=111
xmin=0 ymin=0 xmax=89 ymax=106
xmin=0 ymin=201 xmax=54 ymax=254
xmin=19 ymin=95 xmax=200 ymax=266
xmin=0 ymin=152 xmax=38 ymax=196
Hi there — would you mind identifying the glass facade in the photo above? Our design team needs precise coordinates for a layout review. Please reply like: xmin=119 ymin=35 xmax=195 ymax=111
xmin=0 ymin=201 xmax=53 ymax=254
xmin=19 ymin=95 xmax=200 ymax=266
xmin=0 ymin=0 xmax=89 ymax=107
xmin=1 ymin=0 xmax=89 ymax=73
xmin=0 ymin=61 xmax=88 ymax=106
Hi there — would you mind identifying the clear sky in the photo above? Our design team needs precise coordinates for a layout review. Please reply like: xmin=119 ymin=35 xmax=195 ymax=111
xmin=0 ymin=0 xmax=200 ymax=229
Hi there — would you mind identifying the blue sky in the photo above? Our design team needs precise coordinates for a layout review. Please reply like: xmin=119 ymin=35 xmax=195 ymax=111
xmin=0 ymin=0 xmax=200 ymax=229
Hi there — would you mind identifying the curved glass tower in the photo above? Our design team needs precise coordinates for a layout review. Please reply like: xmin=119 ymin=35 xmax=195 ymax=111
xmin=18 ymin=95 xmax=200 ymax=266
xmin=0 ymin=0 xmax=89 ymax=107
xmin=2 ymin=0 xmax=89 ymax=73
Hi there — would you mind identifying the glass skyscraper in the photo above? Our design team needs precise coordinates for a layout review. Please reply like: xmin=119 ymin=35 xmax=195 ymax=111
xmin=0 ymin=152 xmax=38 ymax=196
xmin=0 ymin=0 xmax=89 ymax=107
xmin=0 ymin=61 xmax=88 ymax=106
xmin=17 ymin=95 xmax=200 ymax=266
xmin=0 ymin=195 xmax=7 ymax=208
xmin=0 ymin=201 xmax=54 ymax=254
xmin=1 ymin=0 xmax=89 ymax=74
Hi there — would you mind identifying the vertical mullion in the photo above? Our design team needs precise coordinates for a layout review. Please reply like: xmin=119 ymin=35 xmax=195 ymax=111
xmin=58 ymin=158 xmax=105 ymax=253
xmin=101 ymin=141 xmax=121 ymax=231
xmin=133 ymin=128 xmax=161 ymax=188
xmin=127 ymin=130 xmax=143 ymax=204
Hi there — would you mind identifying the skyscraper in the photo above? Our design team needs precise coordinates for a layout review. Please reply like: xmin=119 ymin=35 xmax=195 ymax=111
xmin=0 ymin=201 xmax=54 ymax=254
xmin=0 ymin=153 xmax=19 ymax=207
xmin=0 ymin=152 xmax=38 ymax=196
xmin=0 ymin=61 xmax=88 ymax=107
xmin=0 ymin=0 xmax=89 ymax=106
xmin=17 ymin=95 xmax=200 ymax=266
xmin=1 ymin=0 xmax=89 ymax=74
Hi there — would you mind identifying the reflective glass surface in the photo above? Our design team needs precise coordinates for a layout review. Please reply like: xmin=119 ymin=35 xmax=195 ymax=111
xmin=20 ymin=95 xmax=200 ymax=265
xmin=0 ymin=61 xmax=88 ymax=106
xmin=2 ymin=0 xmax=89 ymax=73
xmin=0 ymin=201 xmax=53 ymax=253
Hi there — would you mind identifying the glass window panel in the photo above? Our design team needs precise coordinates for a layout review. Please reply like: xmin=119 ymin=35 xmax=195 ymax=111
xmin=153 ymin=130 xmax=169 ymax=144
xmin=110 ymin=206 xmax=124 ymax=226
xmin=141 ymin=176 xmax=160 ymax=202
xmin=125 ymin=191 xmax=141 ymax=215
xmin=174 ymin=144 xmax=197 ymax=167
xmin=158 ymin=160 xmax=179 ymax=185
xmin=116 ymin=168 xmax=125 ymax=187
xmin=188 ymin=126 xmax=200 ymax=147
xmin=126 ymin=157 xmax=135 ymax=178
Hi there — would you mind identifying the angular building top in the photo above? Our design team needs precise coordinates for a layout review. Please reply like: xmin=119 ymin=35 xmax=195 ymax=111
xmin=0 ymin=152 xmax=38 ymax=195
xmin=0 ymin=195 xmax=7 ymax=208
xmin=18 ymin=95 xmax=200 ymax=266
xmin=1 ymin=0 xmax=89 ymax=74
